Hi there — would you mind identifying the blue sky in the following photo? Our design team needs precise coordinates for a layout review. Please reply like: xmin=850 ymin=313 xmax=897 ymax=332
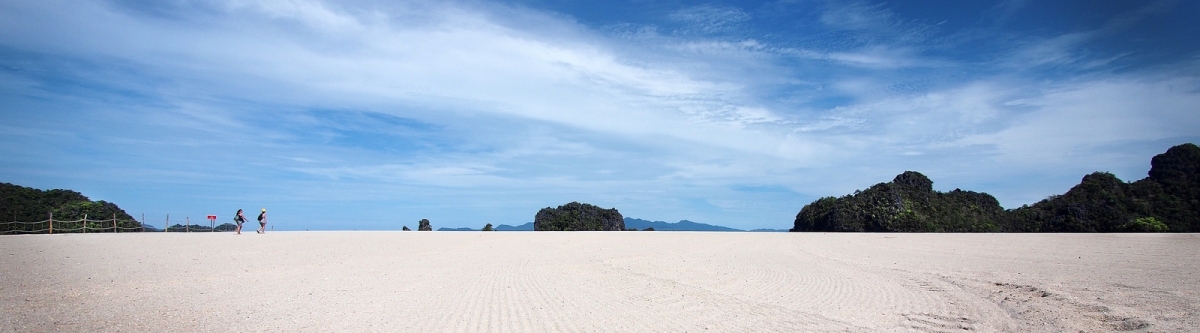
xmin=2 ymin=0 xmax=1198 ymax=230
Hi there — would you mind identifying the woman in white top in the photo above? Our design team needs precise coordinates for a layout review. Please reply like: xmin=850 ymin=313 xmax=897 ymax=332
xmin=257 ymin=208 xmax=267 ymax=234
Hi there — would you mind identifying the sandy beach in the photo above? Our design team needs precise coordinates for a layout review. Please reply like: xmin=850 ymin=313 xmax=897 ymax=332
xmin=2 ymin=232 xmax=1197 ymax=332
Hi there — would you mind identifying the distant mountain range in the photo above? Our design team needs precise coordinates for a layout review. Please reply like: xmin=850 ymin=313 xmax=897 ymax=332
xmin=495 ymin=222 xmax=533 ymax=231
xmin=746 ymin=228 xmax=789 ymax=232
xmin=622 ymin=218 xmax=739 ymax=231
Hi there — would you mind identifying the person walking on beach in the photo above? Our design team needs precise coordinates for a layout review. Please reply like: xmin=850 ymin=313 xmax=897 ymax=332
xmin=257 ymin=208 xmax=267 ymax=234
xmin=234 ymin=209 xmax=248 ymax=234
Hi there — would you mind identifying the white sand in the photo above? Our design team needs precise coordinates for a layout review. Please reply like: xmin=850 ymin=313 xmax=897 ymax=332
xmin=2 ymin=232 xmax=1197 ymax=332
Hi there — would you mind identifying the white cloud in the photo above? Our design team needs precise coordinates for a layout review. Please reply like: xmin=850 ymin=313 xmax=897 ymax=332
xmin=1005 ymin=31 xmax=1095 ymax=69
xmin=956 ymin=75 xmax=1200 ymax=166
xmin=0 ymin=0 xmax=791 ymax=152
xmin=779 ymin=45 xmax=941 ymax=69
xmin=224 ymin=0 xmax=367 ymax=31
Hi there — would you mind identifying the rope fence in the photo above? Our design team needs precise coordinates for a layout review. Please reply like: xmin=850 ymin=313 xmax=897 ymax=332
xmin=0 ymin=213 xmax=239 ymax=235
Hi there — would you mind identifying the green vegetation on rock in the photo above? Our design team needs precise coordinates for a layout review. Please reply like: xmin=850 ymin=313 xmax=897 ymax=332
xmin=1126 ymin=217 xmax=1168 ymax=232
xmin=2 ymin=182 xmax=142 ymax=233
xmin=792 ymin=143 xmax=1200 ymax=233
xmin=792 ymin=171 xmax=1005 ymax=232
xmin=534 ymin=202 xmax=625 ymax=231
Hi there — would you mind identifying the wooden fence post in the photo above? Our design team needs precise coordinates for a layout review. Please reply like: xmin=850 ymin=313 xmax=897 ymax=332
xmin=49 ymin=212 xmax=53 ymax=235
xmin=113 ymin=213 xmax=117 ymax=233
xmin=142 ymin=213 xmax=145 ymax=232
xmin=165 ymin=214 xmax=169 ymax=232
xmin=186 ymin=217 xmax=189 ymax=233
xmin=83 ymin=213 xmax=87 ymax=234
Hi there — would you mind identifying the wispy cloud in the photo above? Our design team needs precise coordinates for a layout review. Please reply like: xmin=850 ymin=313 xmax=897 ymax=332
xmin=955 ymin=73 xmax=1200 ymax=165
xmin=820 ymin=1 xmax=896 ymax=32
xmin=669 ymin=5 xmax=750 ymax=35
xmin=818 ymin=1 xmax=936 ymax=46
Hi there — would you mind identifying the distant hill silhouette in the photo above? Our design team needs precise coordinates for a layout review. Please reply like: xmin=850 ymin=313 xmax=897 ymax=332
xmin=622 ymin=218 xmax=740 ymax=231
xmin=747 ymin=228 xmax=789 ymax=232
xmin=437 ymin=227 xmax=476 ymax=231
xmin=494 ymin=222 xmax=533 ymax=231
xmin=792 ymin=143 xmax=1200 ymax=232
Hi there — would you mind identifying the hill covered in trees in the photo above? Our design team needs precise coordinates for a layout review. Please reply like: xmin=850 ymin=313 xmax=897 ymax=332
xmin=2 ymin=182 xmax=141 ymax=233
xmin=534 ymin=202 xmax=625 ymax=231
xmin=792 ymin=143 xmax=1200 ymax=232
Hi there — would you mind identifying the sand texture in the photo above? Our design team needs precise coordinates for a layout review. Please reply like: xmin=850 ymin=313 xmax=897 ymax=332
xmin=2 ymin=232 xmax=1198 ymax=332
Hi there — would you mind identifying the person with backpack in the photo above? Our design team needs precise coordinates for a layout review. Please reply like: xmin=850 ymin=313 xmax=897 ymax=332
xmin=234 ymin=209 xmax=248 ymax=234
xmin=257 ymin=208 xmax=267 ymax=234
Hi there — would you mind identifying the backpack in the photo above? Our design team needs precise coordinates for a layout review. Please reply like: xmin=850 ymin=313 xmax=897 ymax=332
xmin=258 ymin=212 xmax=265 ymax=222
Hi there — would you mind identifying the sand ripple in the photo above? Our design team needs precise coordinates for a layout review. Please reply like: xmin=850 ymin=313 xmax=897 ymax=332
xmin=2 ymin=232 xmax=1197 ymax=332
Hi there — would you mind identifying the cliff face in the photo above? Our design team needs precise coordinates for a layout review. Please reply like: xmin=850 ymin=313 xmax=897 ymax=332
xmin=791 ymin=143 xmax=1200 ymax=233
xmin=534 ymin=202 xmax=625 ymax=231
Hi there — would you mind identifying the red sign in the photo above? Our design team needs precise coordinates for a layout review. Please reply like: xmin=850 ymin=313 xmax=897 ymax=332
xmin=207 ymin=215 xmax=216 ymax=220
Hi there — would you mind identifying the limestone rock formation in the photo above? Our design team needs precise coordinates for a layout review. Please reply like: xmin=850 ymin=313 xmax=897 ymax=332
xmin=534 ymin=202 xmax=624 ymax=231
xmin=792 ymin=143 xmax=1200 ymax=232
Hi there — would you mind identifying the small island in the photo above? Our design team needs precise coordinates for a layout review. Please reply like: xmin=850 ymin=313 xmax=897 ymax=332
xmin=534 ymin=202 xmax=625 ymax=231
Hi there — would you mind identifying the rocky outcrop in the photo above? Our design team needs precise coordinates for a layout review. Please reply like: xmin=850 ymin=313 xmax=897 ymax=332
xmin=534 ymin=202 xmax=625 ymax=231
xmin=792 ymin=171 xmax=1005 ymax=232
xmin=418 ymin=219 xmax=432 ymax=231
xmin=792 ymin=143 xmax=1200 ymax=232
